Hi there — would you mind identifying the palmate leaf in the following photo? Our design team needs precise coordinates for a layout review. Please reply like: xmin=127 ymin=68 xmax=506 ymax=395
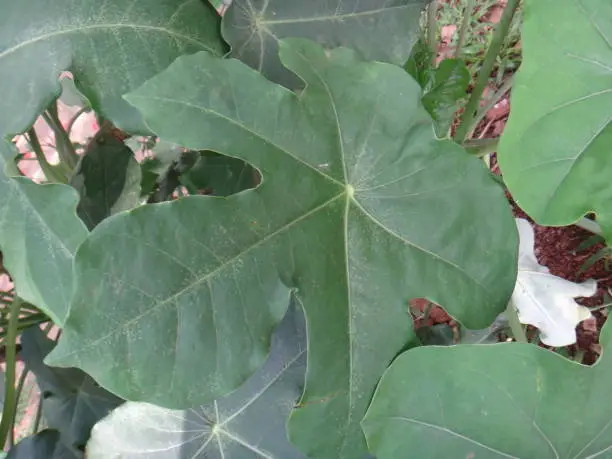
xmin=498 ymin=0 xmax=612 ymax=240
xmin=48 ymin=39 xmax=517 ymax=458
xmin=21 ymin=327 xmax=123 ymax=454
xmin=70 ymin=130 xmax=142 ymax=230
xmin=87 ymin=301 xmax=306 ymax=458
xmin=222 ymin=0 xmax=428 ymax=87
xmin=0 ymin=141 xmax=88 ymax=324
xmin=363 ymin=309 xmax=612 ymax=458
xmin=0 ymin=0 xmax=226 ymax=135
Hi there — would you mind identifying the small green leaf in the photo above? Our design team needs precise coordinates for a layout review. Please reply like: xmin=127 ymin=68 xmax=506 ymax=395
xmin=363 ymin=315 xmax=612 ymax=458
xmin=21 ymin=327 xmax=123 ymax=453
xmin=498 ymin=0 xmax=612 ymax=239
xmin=70 ymin=131 xmax=142 ymax=230
xmin=405 ymin=44 xmax=470 ymax=136
xmin=421 ymin=59 xmax=470 ymax=137
xmin=87 ymin=301 xmax=306 ymax=458
xmin=0 ymin=0 xmax=226 ymax=135
xmin=0 ymin=141 xmax=88 ymax=324
xmin=6 ymin=430 xmax=69 ymax=459
xmin=404 ymin=38 xmax=433 ymax=87
xmin=50 ymin=39 xmax=517 ymax=458
xmin=223 ymin=0 xmax=429 ymax=87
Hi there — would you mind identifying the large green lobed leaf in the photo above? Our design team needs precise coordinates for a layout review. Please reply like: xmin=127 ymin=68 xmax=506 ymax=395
xmin=49 ymin=39 xmax=517 ymax=458
xmin=0 ymin=141 xmax=88 ymax=324
xmin=364 ymin=309 xmax=612 ymax=458
xmin=498 ymin=0 xmax=612 ymax=239
xmin=0 ymin=0 xmax=225 ymax=135
xmin=87 ymin=301 xmax=306 ymax=458
xmin=223 ymin=0 xmax=428 ymax=87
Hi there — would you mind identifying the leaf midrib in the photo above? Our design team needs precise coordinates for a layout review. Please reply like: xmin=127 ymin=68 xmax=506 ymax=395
xmin=0 ymin=23 xmax=216 ymax=61
xmin=260 ymin=4 xmax=420 ymax=26
xmin=55 ymin=192 xmax=346 ymax=361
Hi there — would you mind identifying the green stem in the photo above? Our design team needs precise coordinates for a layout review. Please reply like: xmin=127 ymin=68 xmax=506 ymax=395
xmin=26 ymin=129 xmax=66 ymax=184
xmin=0 ymin=297 xmax=22 ymax=448
xmin=43 ymin=104 xmax=79 ymax=170
xmin=427 ymin=1 xmax=438 ymax=62
xmin=454 ymin=0 xmax=521 ymax=142
xmin=463 ymin=138 xmax=499 ymax=157
xmin=10 ymin=367 xmax=30 ymax=447
xmin=455 ymin=0 xmax=475 ymax=59
xmin=576 ymin=217 xmax=603 ymax=236
xmin=0 ymin=313 xmax=49 ymax=329
xmin=506 ymin=301 xmax=528 ymax=343
xmin=467 ymin=74 xmax=515 ymax=138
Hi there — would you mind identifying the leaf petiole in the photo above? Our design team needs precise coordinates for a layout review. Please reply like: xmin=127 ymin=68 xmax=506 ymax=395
xmin=0 ymin=297 xmax=22 ymax=448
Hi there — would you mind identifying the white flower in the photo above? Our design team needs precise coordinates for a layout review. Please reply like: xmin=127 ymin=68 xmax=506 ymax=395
xmin=511 ymin=218 xmax=597 ymax=346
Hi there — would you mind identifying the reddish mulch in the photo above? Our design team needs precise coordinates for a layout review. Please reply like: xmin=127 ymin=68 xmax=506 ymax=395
xmin=510 ymin=197 xmax=609 ymax=364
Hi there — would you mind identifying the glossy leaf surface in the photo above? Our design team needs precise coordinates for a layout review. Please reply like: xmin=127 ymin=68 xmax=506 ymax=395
xmin=49 ymin=39 xmax=517 ymax=458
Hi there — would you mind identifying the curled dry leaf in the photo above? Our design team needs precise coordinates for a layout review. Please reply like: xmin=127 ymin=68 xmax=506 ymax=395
xmin=513 ymin=218 xmax=596 ymax=346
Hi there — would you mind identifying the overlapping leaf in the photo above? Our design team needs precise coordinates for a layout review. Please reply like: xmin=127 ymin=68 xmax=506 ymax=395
xmin=87 ymin=301 xmax=306 ymax=458
xmin=6 ymin=430 xmax=72 ymax=459
xmin=0 ymin=141 xmax=88 ymax=324
xmin=498 ymin=0 xmax=612 ymax=239
xmin=0 ymin=0 xmax=226 ymax=135
xmin=21 ymin=327 xmax=123 ymax=453
xmin=49 ymin=39 xmax=517 ymax=458
xmin=70 ymin=131 xmax=142 ymax=229
xmin=223 ymin=0 xmax=428 ymax=87
xmin=363 ymin=311 xmax=612 ymax=458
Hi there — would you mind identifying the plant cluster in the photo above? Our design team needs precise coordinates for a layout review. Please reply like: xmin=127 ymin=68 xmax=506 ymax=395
xmin=0 ymin=0 xmax=611 ymax=457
